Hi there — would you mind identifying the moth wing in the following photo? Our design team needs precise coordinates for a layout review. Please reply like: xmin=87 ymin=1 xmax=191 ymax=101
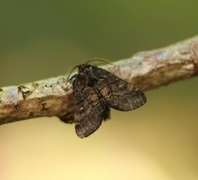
xmin=73 ymin=74 xmax=109 ymax=138
xmin=92 ymin=66 xmax=146 ymax=111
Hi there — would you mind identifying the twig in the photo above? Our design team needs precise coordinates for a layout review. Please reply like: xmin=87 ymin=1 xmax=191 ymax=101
xmin=0 ymin=36 xmax=198 ymax=125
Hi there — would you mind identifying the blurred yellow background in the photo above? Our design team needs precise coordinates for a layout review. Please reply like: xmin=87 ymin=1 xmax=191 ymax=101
xmin=0 ymin=1 xmax=198 ymax=180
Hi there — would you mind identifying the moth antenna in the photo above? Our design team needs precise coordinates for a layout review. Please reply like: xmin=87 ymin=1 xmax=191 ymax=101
xmin=86 ymin=57 xmax=112 ymax=65
xmin=65 ymin=64 xmax=79 ymax=83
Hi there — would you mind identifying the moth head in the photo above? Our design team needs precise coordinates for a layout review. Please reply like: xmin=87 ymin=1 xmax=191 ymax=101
xmin=66 ymin=57 xmax=112 ymax=83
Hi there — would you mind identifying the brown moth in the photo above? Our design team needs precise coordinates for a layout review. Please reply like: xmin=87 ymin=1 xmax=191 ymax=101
xmin=69 ymin=60 xmax=146 ymax=138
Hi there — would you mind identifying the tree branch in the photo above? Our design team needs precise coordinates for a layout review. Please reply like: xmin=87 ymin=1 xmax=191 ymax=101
xmin=0 ymin=36 xmax=198 ymax=125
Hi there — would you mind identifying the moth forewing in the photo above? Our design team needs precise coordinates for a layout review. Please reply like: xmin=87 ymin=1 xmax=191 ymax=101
xmin=91 ymin=66 xmax=146 ymax=111
xmin=73 ymin=69 xmax=110 ymax=138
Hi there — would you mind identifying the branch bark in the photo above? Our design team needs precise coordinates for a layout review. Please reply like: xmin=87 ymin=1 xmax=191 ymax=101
xmin=0 ymin=36 xmax=198 ymax=125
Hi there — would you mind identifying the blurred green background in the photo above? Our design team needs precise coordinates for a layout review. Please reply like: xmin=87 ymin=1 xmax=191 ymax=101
xmin=0 ymin=1 xmax=198 ymax=180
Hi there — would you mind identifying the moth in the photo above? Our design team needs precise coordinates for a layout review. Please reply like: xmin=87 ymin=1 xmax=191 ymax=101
xmin=68 ymin=59 xmax=146 ymax=138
